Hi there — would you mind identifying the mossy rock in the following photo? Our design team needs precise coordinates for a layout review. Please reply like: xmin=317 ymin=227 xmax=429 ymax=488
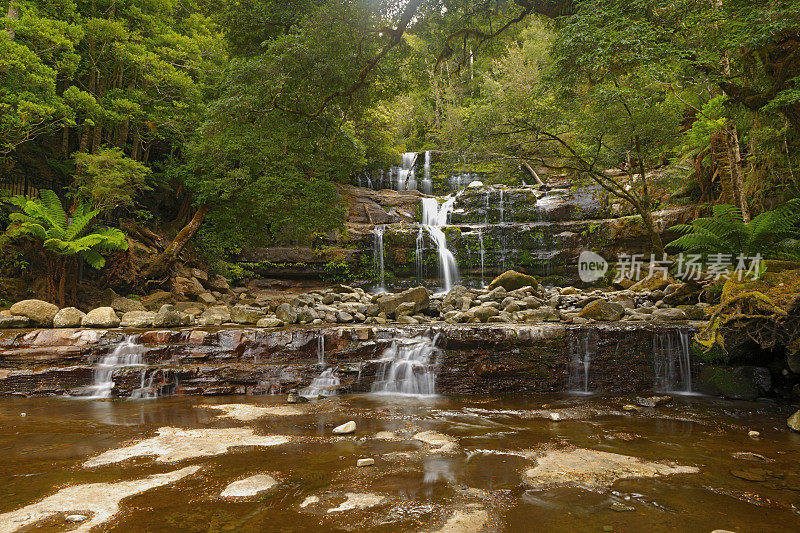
xmin=630 ymin=274 xmax=675 ymax=292
xmin=721 ymin=269 xmax=800 ymax=312
xmin=696 ymin=366 xmax=770 ymax=400
xmin=578 ymin=299 xmax=624 ymax=321
xmin=488 ymin=270 xmax=538 ymax=291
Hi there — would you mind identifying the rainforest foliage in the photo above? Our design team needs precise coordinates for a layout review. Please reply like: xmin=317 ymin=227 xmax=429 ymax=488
xmin=1 ymin=0 xmax=799 ymax=273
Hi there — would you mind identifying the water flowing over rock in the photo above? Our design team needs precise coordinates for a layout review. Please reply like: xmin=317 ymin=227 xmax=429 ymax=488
xmin=653 ymin=328 xmax=692 ymax=393
xmin=567 ymin=327 xmax=597 ymax=393
xmin=78 ymin=336 xmax=147 ymax=398
xmin=371 ymin=333 xmax=439 ymax=395
xmin=299 ymin=367 xmax=340 ymax=398
xmin=373 ymin=224 xmax=386 ymax=292
xmin=420 ymin=197 xmax=460 ymax=292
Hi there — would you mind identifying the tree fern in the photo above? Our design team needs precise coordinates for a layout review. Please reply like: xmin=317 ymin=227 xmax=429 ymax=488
xmin=667 ymin=200 xmax=800 ymax=260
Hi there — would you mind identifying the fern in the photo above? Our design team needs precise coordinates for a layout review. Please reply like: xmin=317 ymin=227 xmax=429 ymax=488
xmin=667 ymin=200 xmax=800 ymax=260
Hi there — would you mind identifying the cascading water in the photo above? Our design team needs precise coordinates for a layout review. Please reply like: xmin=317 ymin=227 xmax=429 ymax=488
xmin=420 ymin=197 xmax=459 ymax=292
xmin=421 ymin=151 xmax=433 ymax=195
xmin=371 ymin=334 xmax=440 ymax=396
xmin=300 ymin=368 xmax=340 ymax=398
xmin=478 ymin=229 xmax=486 ymax=287
xmin=373 ymin=225 xmax=386 ymax=293
xmin=317 ymin=333 xmax=325 ymax=365
xmin=567 ymin=328 xmax=597 ymax=394
xmin=82 ymin=336 xmax=147 ymax=399
xmin=397 ymin=152 xmax=417 ymax=191
xmin=653 ymin=328 xmax=693 ymax=393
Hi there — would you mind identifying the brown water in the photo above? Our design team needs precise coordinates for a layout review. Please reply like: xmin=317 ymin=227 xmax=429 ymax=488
xmin=1 ymin=393 xmax=800 ymax=532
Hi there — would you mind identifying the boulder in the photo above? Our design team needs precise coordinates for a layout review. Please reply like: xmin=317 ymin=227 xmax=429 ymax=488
xmin=630 ymin=274 xmax=673 ymax=292
xmin=82 ymin=307 xmax=120 ymax=328
xmin=120 ymin=311 xmax=156 ymax=328
xmin=198 ymin=293 xmax=217 ymax=306
xmin=522 ymin=307 xmax=561 ymax=322
xmin=256 ymin=317 xmax=283 ymax=328
xmin=141 ymin=291 xmax=174 ymax=311
xmin=488 ymin=270 xmax=538 ymax=291
xmin=0 ymin=315 xmax=31 ymax=328
xmin=676 ymin=305 xmax=707 ymax=320
xmin=332 ymin=421 xmax=356 ymax=434
xmin=110 ymin=297 xmax=145 ymax=314
xmin=198 ymin=305 xmax=231 ymax=326
xmin=297 ymin=308 xmax=319 ymax=324
xmin=230 ymin=305 xmax=266 ymax=324
xmin=53 ymin=307 xmax=86 ymax=328
xmin=578 ymin=300 xmax=624 ymax=321
xmin=788 ymin=410 xmax=800 ymax=432
xmin=635 ymin=396 xmax=672 ymax=408
xmin=153 ymin=304 xmax=187 ymax=328
xmin=173 ymin=276 xmax=205 ymax=298
xmin=10 ymin=299 xmax=59 ymax=326
xmin=275 ymin=303 xmax=298 ymax=324
xmin=376 ymin=286 xmax=430 ymax=316
xmin=697 ymin=366 xmax=771 ymax=400
xmin=205 ymin=274 xmax=230 ymax=292
xmin=443 ymin=285 xmax=469 ymax=308
xmin=472 ymin=305 xmax=500 ymax=322
xmin=650 ymin=308 xmax=688 ymax=322
xmin=395 ymin=301 xmax=417 ymax=318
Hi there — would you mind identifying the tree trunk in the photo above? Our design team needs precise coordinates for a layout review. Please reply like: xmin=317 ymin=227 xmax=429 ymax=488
xmin=521 ymin=162 xmax=545 ymax=185
xmin=724 ymin=124 xmax=750 ymax=222
xmin=639 ymin=206 xmax=665 ymax=257
xmin=57 ymin=258 xmax=66 ymax=308
xmin=6 ymin=2 xmax=19 ymax=40
xmin=144 ymin=205 xmax=210 ymax=281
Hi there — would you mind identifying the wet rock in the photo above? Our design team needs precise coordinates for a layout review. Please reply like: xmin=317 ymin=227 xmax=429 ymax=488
xmin=414 ymin=430 xmax=459 ymax=454
xmin=0 ymin=314 xmax=31 ymax=328
xmin=203 ymin=404 xmax=304 ymax=421
xmin=275 ymin=303 xmax=298 ymax=324
xmin=787 ymin=410 xmax=800 ymax=432
xmin=82 ymin=307 xmax=120 ymax=328
xmin=83 ymin=427 xmax=290 ymax=466
xmin=52 ymin=307 xmax=86 ymax=328
xmin=730 ymin=468 xmax=769 ymax=482
xmin=635 ymin=395 xmax=672 ymax=408
xmin=111 ymin=297 xmax=145 ymax=313
xmin=357 ymin=458 xmax=375 ymax=467
xmin=488 ymin=270 xmax=538 ymax=291
xmin=220 ymin=474 xmax=279 ymax=498
xmin=578 ymin=300 xmax=624 ymax=321
xmin=10 ymin=299 xmax=59 ymax=326
xmin=522 ymin=447 xmax=699 ymax=490
xmin=333 ymin=421 xmax=356 ymax=434
xmin=697 ymin=366 xmax=771 ymax=400
xmin=230 ymin=305 xmax=265 ymax=324
xmin=120 ymin=311 xmax=156 ymax=328
xmin=610 ymin=502 xmax=635 ymax=512
xmin=748 ymin=431 xmax=760 ymax=439
xmin=153 ymin=305 xmax=187 ymax=328
xmin=0 ymin=466 xmax=200 ymax=532
xmin=326 ymin=492 xmax=385 ymax=513
xmin=650 ymin=308 xmax=688 ymax=322
xmin=433 ymin=506 xmax=489 ymax=533
xmin=287 ymin=389 xmax=309 ymax=404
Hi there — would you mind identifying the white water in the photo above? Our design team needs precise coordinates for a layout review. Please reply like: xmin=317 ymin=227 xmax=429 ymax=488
xmin=373 ymin=225 xmax=386 ymax=293
xmin=397 ymin=152 xmax=417 ymax=191
xmin=653 ymin=328 xmax=693 ymax=393
xmin=317 ymin=333 xmax=325 ymax=366
xmin=371 ymin=334 xmax=440 ymax=396
xmin=421 ymin=151 xmax=433 ymax=194
xmin=478 ymin=229 xmax=485 ymax=287
xmin=420 ymin=197 xmax=459 ymax=292
xmin=82 ymin=336 xmax=147 ymax=399
xmin=567 ymin=328 xmax=597 ymax=394
xmin=300 ymin=367 xmax=340 ymax=398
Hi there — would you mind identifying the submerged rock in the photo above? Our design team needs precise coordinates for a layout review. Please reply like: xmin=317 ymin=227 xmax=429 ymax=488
xmin=220 ymin=474 xmax=279 ymax=498
xmin=10 ymin=299 xmax=59 ymax=327
xmin=635 ymin=396 xmax=672 ymax=408
xmin=522 ymin=447 xmax=698 ymax=490
xmin=202 ymin=403 xmax=304 ymax=421
xmin=414 ymin=430 xmax=459 ymax=454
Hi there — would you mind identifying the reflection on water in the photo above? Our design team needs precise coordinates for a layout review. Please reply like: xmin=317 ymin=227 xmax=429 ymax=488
xmin=0 ymin=393 xmax=800 ymax=532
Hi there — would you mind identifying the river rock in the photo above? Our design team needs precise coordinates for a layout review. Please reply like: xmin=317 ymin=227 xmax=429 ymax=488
xmin=10 ymin=299 xmax=59 ymax=326
xmin=81 ymin=307 xmax=119 ymax=328
xmin=275 ymin=303 xmax=298 ymax=324
xmin=120 ymin=311 xmax=156 ymax=328
xmin=651 ymin=308 xmax=688 ymax=322
xmin=111 ymin=297 xmax=145 ymax=313
xmin=578 ymin=300 xmax=624 ymax=321
xmin=256 ymin=317 xmax=283 ymax=327
xmin=198 ymin=305 xmax=231 ymax=326
xmin=787 ymin=410 xmax=800 ymax=432
xmin=153 ymin=304 xmax=187 ymax=328
xmin=198 ymin=292 xmax=217 ymax=306
xmin=630 ymin=274 xmax=673 ymax=292
xmin=377 ymin=286 xmax=430 ymax=316
xmin=220 ymin=474 xmax=279 ymax=498
xmin=488 ymin=270 xmax=538 ymax=291
xmin=141 ymin=291 xmax=174 ymax=311
xmin=332 ymin=421 xmax=356 ymax=434
xmin=472 ymin=305 xmax=500 ymax=322
xmin=336 ymin=310 xmax=354 ymax=323
xmin=443 ymin=285 xmax=469 ymax=307
xmin=636 ymin=395 xmax=672 ymax=408
xmin=173 ymin=276 xmax=205 ymax=298
xmin=287 ymin=389 xmax=309 ymax=404
xmin=53 ymin=307 xmax=86 ymax=328
xmin=0 ymin=314 xmax=31 ymax=328
xmin=230 ymin=305 xmax=265 ymax=324
xmin=697 ymin=366 xmax=771 ymax=400
xmin=357 ymin=458 xmax=375 ymax=467
xmin=395 ymin=301 xmax=417 ymax=317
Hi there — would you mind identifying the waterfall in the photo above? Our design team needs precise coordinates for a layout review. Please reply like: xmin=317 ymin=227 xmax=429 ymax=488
xmin=478 ymin=229 xmax=485 ymax=287
xmin=415 ymin=226 xmax=425 ymax=283
xmin=653 ymin=328 xmax=693 ymax=393
xmin=567 ymin=328 xmax=597 ymax=394
xmin=130 ymin=369 xmax=176 ymax=399
xmin=396 ymin=152 xmax=417 ymax=191
xmin=420 ymin=197 xmax=459 ymax=292
xmin=317 ymin=333 xmax=325 ymax=365
xmin=373 ymin=225 xmax=386 ymax=293
xmin=82 ymin=336 xmax=147 ymax=399
xmin=300 ymin=368 xmax=340 ymax=398
xmin=499 ymin=189 xmax=505 ymax=223
xmin=421 ymin=151 xmax=433 ymax=194
xmin=371 ymin=334 xmax=440 ymax=396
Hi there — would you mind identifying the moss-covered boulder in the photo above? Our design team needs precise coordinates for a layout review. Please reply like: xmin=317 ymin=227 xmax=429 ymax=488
xmin=488 ymin=270 xmax=538 ymax=291
xmin=579 ymin=300 xmax=624 ymax=321
xmin=697 ymin=366 xmax=771 ymax=400
xmin=630 ymin=274 xmax=674 ymax=292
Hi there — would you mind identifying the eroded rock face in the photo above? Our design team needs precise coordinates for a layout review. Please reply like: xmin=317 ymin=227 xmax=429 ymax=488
xmin=10 ymin=299 xmax=59 ymax=327
xmin=0 ymin=466 xmax=200 ymax=533
xmin=522 ymin=447 xmax=699 ymax=490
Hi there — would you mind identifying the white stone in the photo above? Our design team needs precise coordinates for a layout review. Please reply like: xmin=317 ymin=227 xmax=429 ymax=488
xmin=332 ymin=421 xmax=356 ymax=434
xmin=299 ymin=495 xmax=319 ymax=508
xmin=414 ymin=431 xmax=459 ymax=454
xmin=357 ymin=458 xmax=374 ymax=467
xmin=748 ymin=430 xmax=760 ymax=438
xmin=83 ymin=427 xmax=289 ymax=467
xmin=326 ymin=493 xmax=385 ymax=513
xmin=201 ymin=404 xmax=304 ymax=421
xmin=548 ymin=412 xmax=562 ymax=421
xmin=220 ymin=474 xmax=279 ymax=498
xmin=467 ymin=181 xmax=484 ymax=188
xmin=0 ymin=466 xmax=199 ymax=533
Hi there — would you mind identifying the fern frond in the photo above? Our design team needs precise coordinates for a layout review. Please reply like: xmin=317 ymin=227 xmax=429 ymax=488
xmin=81 ymin=250 xmax=106 ymax=269
xmin=38 ymin=190 xmax=68 ymax=230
